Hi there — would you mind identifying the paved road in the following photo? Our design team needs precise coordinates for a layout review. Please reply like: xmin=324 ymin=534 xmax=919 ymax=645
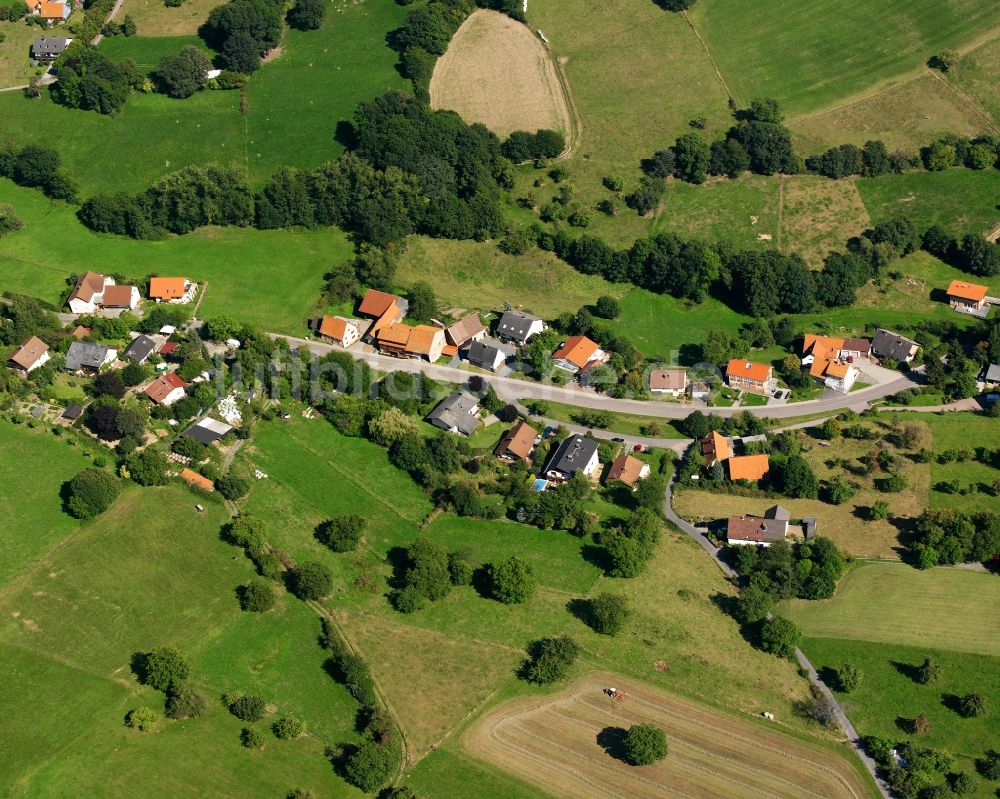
xmin=663 ymin=448 xmax=890 ymax=798
xmin=271 ymin=334 xmax=921 ymax=420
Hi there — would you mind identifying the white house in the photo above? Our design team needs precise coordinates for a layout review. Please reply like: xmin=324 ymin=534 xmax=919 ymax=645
xmin=7 ymin=336 xmax=50 ymax=374
xmin=67 ymin=272 xmax=139 ymax=313
xmin=545 ymin=435 xmax=600 ymax=482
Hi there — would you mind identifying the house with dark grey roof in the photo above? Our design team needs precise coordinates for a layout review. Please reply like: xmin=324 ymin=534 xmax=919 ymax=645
xmin=764 ymin=505 xmax=790 ymax=521
xmin=544 ymin=434 xmax=600 ymax=482
xmin=466 ymin=339 xmax=507 ymax=372
xmin=184 ymin=417 xmax=234 ymax=445
xmin=31 ymin=36 xmax=70 ymax=61
xmin=871 ymin=328 xmax=920 ymax=363
xmin=124 ymin=335 xmax=157 ymax=363
xmin=495 ymin=310 xmax=545 ymax=345
xmin=981 ymin=363 xmax=1000 ymax=386
xmin=426 ymin=391 xmax=481 ymax=436
xmin=65 ymin=342 xmax=116 ymax=373
xmin=61 ymin=403 xmax=85 ymax=421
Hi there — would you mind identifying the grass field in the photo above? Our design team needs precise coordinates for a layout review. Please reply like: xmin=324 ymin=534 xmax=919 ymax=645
xmin=0 ymin=180 xmax=352 ymax=332
xmin=406 ymin=746 xmax=550 ymax=799
xmin=857 ymin=168 xmax=1000 ymax=237
xmin=430 ymin=9 xmax=571 ymax=140
xmin=117 ymin=0 xmax=225 ymax=36
xmin=951 ymin=35 xmax=1000 ymax=128
xmin=690 ymin=0 xmax=1000 ymax=117
xmin=0 ymin=0 xmax=409 ymax=194
xmin=0 ymin=424 xmax=92 ymax=589
xmin=790 ymin=73 xmax=996 ymax=156
xmin=99 ymin=34 xmax=209 ymax=70
xmin=0 ymin=484 xmax=359 ymax=797
xmin=802 ymin=637 xmax=999 ymax=798
xmin=465 ymin=673 xmax=876 ymax=799
xmin=923 ymin=413 xmax=1000 ymax=512
xmin=784 ymin=562 xmax=1000 ymax=656
xmin=779 ymin=176 xmax=872 ymax=266
xmin=0 ymin=20 xmax=42 ymax=88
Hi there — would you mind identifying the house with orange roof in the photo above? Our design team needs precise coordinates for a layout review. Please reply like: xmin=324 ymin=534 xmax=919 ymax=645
xmin=701 ymin=431 xmax=730 ymax=466
xmin=25 ymin=0 xmax=70 ymax=21
xmin=358 ymin=289 xmax=407 ymax=319
xmin=179 ymin=468 xmax=214 ymax=492
xmin=404 ymin=325 xmax=445 ymax=362
xmin=374 ymin=322 xmax=412 ymax=357
xmin=605 ymin=454 xmax=650 ymax=489
xmin=801 ymin=333 xmax=869 ymax=364
xmin=726 ymin=359 xmax=775 ymax=395
xmin=946 ymin=280 xmax=989 ymax=315
xmin=148 ymin=277 xmax=194 ymax=304
xmin=316 ymin=315 xmax=360 ymax=348
xmin=551 ymin=335 xmax=606 ymax=374
xmin=727 ymin=454 xmax=770 ymax=482
xmin=809 ymin=356 xmax=859 ymax=392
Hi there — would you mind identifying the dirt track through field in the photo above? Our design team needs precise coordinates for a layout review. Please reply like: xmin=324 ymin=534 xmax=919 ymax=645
xmin=430 ymin=9 xmax=573 ymax=140
xmin=465 ymin=674 xmax=875 ymax=799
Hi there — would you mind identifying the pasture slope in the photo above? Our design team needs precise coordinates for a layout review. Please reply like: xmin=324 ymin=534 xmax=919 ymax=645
xmin=465 ymin=673 xmax=876 ymax=799
xmin=430 ymin=9 xmax=573 ymax=141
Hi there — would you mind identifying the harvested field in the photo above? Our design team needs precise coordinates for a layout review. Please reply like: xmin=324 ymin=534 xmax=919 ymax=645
xmin=779 ymin=176 xmax=872 ymax=267
xmin=430 ymin=9 xmax=573 ymax=140
xmin=465 ymin=673 xmax=875 ymax=799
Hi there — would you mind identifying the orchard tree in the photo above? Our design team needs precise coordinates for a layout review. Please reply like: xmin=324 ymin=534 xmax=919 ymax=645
xmin=522 ymin=636 xmax=579 ymax=684
xmin=136 ymin=646 xmax=190 ymax=691
xmin=239 ymin=579 xmax=276 ymax=612
xmin=623 ymin=723 xmax=668 ymax=765
xmin=156 ymin=45 xmax=212 ymax=99
xmin=588 ymin=592 xmax=629 ymax=635
xmin=229 ymin=693 xmax=266 ymax=722
xmin=957 ymin=692 xmax=986 ymax=718
xmin=66 ymin=467 xmax=120 ymax=519
xmin=317 ymin=514 xmax=366 ymax=552
xmin=838 ymin=663 xmax=862 ymax=693
xmin=759 ymin=616 xmax=801 ymax=659
xmin=125 ymin=706 xmax=160 ymax=731
xmin=489 ymin=556 xmax=535 ymax=604
xmin=286 ymin=0 xmax=325 ymax=30
xmin=916 ymin=657 xmax=942 ymax=685
xmin=289 ymin=561 xmax=333 ymax=600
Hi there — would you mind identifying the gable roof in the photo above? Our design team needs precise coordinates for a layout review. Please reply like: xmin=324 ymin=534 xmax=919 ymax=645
xmin=358 ymin=289 xmax=400 ymax=318
xmin=124 ymin=335 xmax=156 ymax=362
xmin=69 ymin=271 xmax=106 ymax=304
xmin=31 ymin=36 xmax=68 ymax=56
xmin=947 ymin=280 xmax=988 ymax=302
xmin=184 ymin=416 xmax=233 ymax=445
xmin=802 ymin=334 xmax=844 ymax=359
xmin=467 ymin=339 xmax=505 ymax=369
xmin=871 ymin=328 xmax=919 ymax=361
xmin=496 ymin=421 xmax=537 ymax=460
xmin=9 ymin=336 xmax=48 ymax=370
xmin=149 ymin=277 xmax=186 ymax=299
xmin=62 ymin=403 xmax=85 ymax=420
xmin=70 ymin=325 xmax=91 ymax=340
xmin=496 ymin=310 xmax=542 ymax=342
xmin=649 ymin=368 xmax=687 ymax=391
xmin=547 ymin=434 xmax=599 ymax=476
xmin=65 ymin=341 xmax=113 ymax=370
xmin=145 ymin=372 xmax=188 ymax=403
xmin=984 ymin=363 xmax=1000 ymax=382
xmin=318 ymin=315 xmax=355 ymax=340
xmin=101 ymin=284 xmax=136 ymax=307
xmin=376 ymin=322 xmax=412 ymax=347
xmin=159 ymin=341 xmax=178 ymax=356
xmin=369 ymin=302 xmax=401 ymax=337
xmin=726 ymin=359 xmax=772 ymax=383
xmin=552 ymin=336 xmax=601 ymax=369
xmin=446 ymin=313 xmax=486 ymax=346
xmin=702 ymin=430 xmax=729 ymax=463
xmin=727 ymin=454 xmax=770 ymax=481
xmin=35 ymin=1 xmax=69 ymax=19
xmin=426 ymin=391 xmax=480 ymax=435
xmin=727 ymin=514 xmax=787 ymax=543
xmin=405 ymin=325 xmax=443 ymax=356
xmin=607 ymin=454 xmax=647 ymax=486
xmin=842 ymin=337 xmax=871 ymax=355
xmin=179 ymin=468 xmax=214 ymax=492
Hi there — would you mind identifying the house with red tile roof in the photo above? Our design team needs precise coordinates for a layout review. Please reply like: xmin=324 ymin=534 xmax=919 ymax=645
xmin=7 ymin=336 xmax=50 ymax=374
xmin=727 ymin=454 xmax=770 ymax=482
xmin=316 ymin=315 xmax=361 ymax=348
xmin=552 ymin=336 xmax=605 ymax=374
xmin=145 ymin=372 xmax=188 ymax=405
xmin=947 ymin=280 xmax=989 ymax=314
xmin=726 ymin=360 xmax=775 ymax=395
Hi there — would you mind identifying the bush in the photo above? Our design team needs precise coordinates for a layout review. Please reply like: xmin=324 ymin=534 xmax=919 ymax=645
xmin=977 ymin=750 xmax=1000 ymax=780
xmin=593 ymin=295 xmax=620 ymax=319
xmin=239 ymin=579 xmax=276 ymax=612
xmin=66 ymin=467 xmax=120 ymax=519
xmin=838 ymin=663 xmax=862 ymax=693
xmin=488 ymin=556 xmax=535 ymax=604
xmin=949 ymin=771 xmax=977 ymax=795
xmin=759 ymin=616 xmax=801 ymax=659
xmin=623 ymin=723 xmax=668 ymax=765
xmin=136 ymin=646 xmax=190 ymax=692
xmin=391 ymin=586 xmax=427 ymax=613
xmin=286 ymin=0 xmax=326 ymax=30
xmin=165 ymin=685 xmax=208 ymax=719
xmin=928 ymin=50 xmax=958 ymax=71
xmin=447 ymin=552 xmax=475 ymax=586
xmin=289 ymin=561 xmax=333 ymax=600
xmin=522 ymin=636 xmax=579 ymax=684
xmin=318 ymin=514 xmax=366 ymax=552
xmin=229 ymin=694 xmax=266 ymax=722
xmin=241 ymin=726 xmax=264 ymax=748
xmin=125 ymin=706 xmax=159 ymax=731
xmin=588 ymin=592 xmax=629 ymax=635
xmin=272 ymin=716 xmax=304 ymax=739
xmin=341 ymin=738 xmax=398 ymax=792
xmin=957 ymin=692 xmax=986 ymax=718
xmin=916 ymin=657 xmax=942 ymax=685
xmin=216 ymin=471 xmax=252 ymax=500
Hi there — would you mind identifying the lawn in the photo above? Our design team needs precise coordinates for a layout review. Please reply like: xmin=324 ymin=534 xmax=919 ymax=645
xmin=779 ymin=176 xmax=872 ymax=267
xmin=857 ymin=168 xmax=1000 ymax=237
xmin=0 ymin=422 xmax=93 ymax=589
xmin=523 ymin=0 xmax=733 ymax=247
xmin=0 ymin=19 xmax=43 ymax=88
xmin=923 ymin=412 xmax=1000 ymax=512
xmin=394 ymin=235 xmax=625 ymax=320
xmin=116 ymin=0 xmax=227 ymax=36
xmin=784 ymin=561 xmax=1000 ymax=656
xmin=0 ymin=0 xmax=409 ymax=194
xmin=951 ymin=34 xmax=1000 ymax=128
xmin=0 ymin=179 xmax=352 ymax=333
xmin=690 ymin=0 xmax=1000 ymax=116
xmin=0 ymin=484 xmax=360 ymax=797
xmin=801 ymin=636 xmax=1000 ymax=798
xmin=99 ymin=34 xmax=209 ymax=70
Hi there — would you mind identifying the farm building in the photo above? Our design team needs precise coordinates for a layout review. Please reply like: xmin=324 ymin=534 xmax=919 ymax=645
xmin=184 ymin=417 xmax=233 ymax=446
xmin=648 ymin=368 xmax=687 ymax=396
xmin=179 ymin=468 xmax=214 ymax=492
xmin=545 ymin=434 xmax=599 ymax=482
xmin=727 ymin=454 xmax=769 ymax=482
xmin=701 ymin=431 xmax=730 ymax=466
xmin=67 ymin=272 xmax=114 ymax=314
xmin=495 ymin=420 xmax=537 ymax=462
xmin=871 ymin=328 xmax=920 ymax=363
xmin=426 ymin=391 xmax=481 ymax=436
xmin=7 ymin=336 xmax=50 ymax=374
xmin=726 ymin=507 xmax=789 ymax=546
xmin=65 ymin=342 xmax=116 ymax=373
xmin=446 ymin=313 xmax=487 ymax=348
xmin=726 ymin=360 xmax=775 ymax=395
xmin=605 ymin=454 xmax=649 ymax=489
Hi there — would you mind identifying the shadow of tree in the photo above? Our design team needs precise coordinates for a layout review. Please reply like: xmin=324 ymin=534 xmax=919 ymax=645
xmin=596 ymin=726 xmax=629 ymax=763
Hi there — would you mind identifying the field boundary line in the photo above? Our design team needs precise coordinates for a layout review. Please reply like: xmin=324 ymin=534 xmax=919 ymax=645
xmin=682 ymin=10 xmax=736 ymax=107
xmin=548 ymin=38 xmax=583 ymax=160
xmin=928 ymin=69 xmax=1000 ymax=134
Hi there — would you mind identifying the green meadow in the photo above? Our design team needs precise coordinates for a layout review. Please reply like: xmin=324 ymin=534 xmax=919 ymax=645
xmin=924 ymin=413 xmax=1000 ymax=512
